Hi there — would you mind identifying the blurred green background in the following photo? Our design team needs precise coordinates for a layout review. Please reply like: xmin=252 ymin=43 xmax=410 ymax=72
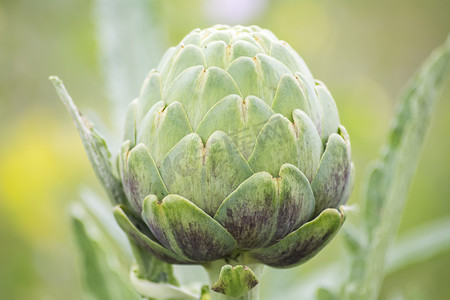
xmin=1 ymin=0 xmax=449 ymax=299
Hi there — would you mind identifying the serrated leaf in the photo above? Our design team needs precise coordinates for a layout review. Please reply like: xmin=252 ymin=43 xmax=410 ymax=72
xmin=50 ymin=76 xmax=126 ymax=205
xmin=386 ymin=216 xmax=450 ymax=274
xmin=344 ymin=36 xmax=450 ymax=300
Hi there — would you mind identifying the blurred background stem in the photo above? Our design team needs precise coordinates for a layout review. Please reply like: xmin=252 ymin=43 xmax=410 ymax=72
xmin=342 ymin=36 xmax=450 ymax=300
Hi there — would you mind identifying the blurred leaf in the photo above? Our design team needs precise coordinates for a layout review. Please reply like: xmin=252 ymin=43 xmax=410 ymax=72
xmin=341 ymin=222 xmax=367 ymax=255
xmin=94 ymin=0 xmax=166 ymax=140
xmin=130 ymin=264 xmax=199 ymax=299
xmin=200 ymin=285 xmax=211 ymax=300
xmin=50 ymin=76 xmax=127 ymax=206
xmin=76 ymin=189 xmax=184 ymax=299
xmin=80 ymin=188 xmax=133 ymax=262
xmin=386 ymin=216 xmax=450 ymax=274
xmin=71 ymin=203 xmax=140 ymax=300
xmin=316 ymin=287 xmax=338 ymax=300
xmin=344 ymin=36 xmax=450 ymax=299
xmin=129 ymin=239 xmax=179 ymax=285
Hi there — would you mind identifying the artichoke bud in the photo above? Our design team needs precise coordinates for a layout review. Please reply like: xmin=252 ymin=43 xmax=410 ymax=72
xmin=115 ymin=25 xmax=353 ymax=268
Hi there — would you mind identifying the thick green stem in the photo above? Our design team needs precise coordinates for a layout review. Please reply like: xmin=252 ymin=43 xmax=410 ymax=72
xmin=204 ymin=259 xmax=264 ymax=300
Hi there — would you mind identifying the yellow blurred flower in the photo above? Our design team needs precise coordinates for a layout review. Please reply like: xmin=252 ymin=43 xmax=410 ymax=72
xmin=0 ymin=110 xmax=92 ymax=242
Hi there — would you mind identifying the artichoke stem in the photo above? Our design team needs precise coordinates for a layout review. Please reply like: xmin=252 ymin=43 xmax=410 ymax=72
xmin=204 ymin=258 xmax=264 ymax=300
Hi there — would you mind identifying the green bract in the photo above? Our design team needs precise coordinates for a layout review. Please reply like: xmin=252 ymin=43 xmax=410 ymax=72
xmin=115 ymin=25 xmax=353 ymax=268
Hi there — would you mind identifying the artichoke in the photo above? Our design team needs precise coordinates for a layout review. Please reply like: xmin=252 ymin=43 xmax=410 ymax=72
xmin=113 ymin=24 xmax=354 ymax=269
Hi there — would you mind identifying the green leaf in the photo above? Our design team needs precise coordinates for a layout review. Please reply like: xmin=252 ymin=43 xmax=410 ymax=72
xmin=248 ymin=114 xmax=298 ymax=177
xmin=113 ymin=204 xmax=191 ymax=265
xmin=181 ymin=29 xmax=202 ymax=46
xmin=386 ymin=216 xmax=450 ymax=274
xmin=196 ymin=94 xmax=274 ymax=159
xmin=339 ymin=162 xmax=355 ymax=207
xmin=203 ymin=41 xmax=227 ymax=68
xmin=158 ymin=46 xmax=179 ymax=80
xmin=227 ymin=54 xmax=290 ymax=105
xmin=123 ymin=99 xmax=138 ymax=147
xmin=250 ymin=208 xmax=345 ymax=268
xmin=137 ymin=70 xmax=163 ymax=126
xmin=272 ymin=164 xmax=315 ymax=242
xmin=252 ymin=31 xmax=273 ymax=52
xmin=214 ymin=172 xmax=278 ymax=249
xmin=343 ymin=36 xmax=450 ymax=300
xmin=142 ymin=195 xmax=237 ymax=262
xmin=230 ymin=40 xmax=260 ymax=62
xmin=162 ymin=44 xmax=206 ymax=89
xmin=269 ymin=41 xmax=314 ymax=86
xmin=137 ymin=101 xmax=193 ymax=166
xmin=248 ymin=112 xmax=323 ymax=181
xmin=165 ymin=66 xmax=241 ymax=129
xmin=71 ymin=204 xmax=141 ymax=300
xmin=293 ymin=109 xmax=323 ymax=182
xmin=49 ymin=76 xmax=126 ymax=205
xmin=226 ymin=57 xmax=260 ymax=101
xmin=79 ymin=188 xmax=133 ymax=262
xmin=341 ymin=222 xmax=366 ymax=255
xmin=294 ymin=72 xmax=323 ymax=135
xmin=121 ymin=142 xmax=168 ymax=215
xmin=201 ymin=30 xmax=232 ymax=46
xmin=80 ymin=191 xmax=177 ymax=292
xmin=80 ymin=190 xmax=182 ymax=296
xmin=232 ymin=32 xmax=264 ymax=50
xmin=311 ymin=134 xmax=351 ymax=216
xmin=271 ymin=74 xmax=311 ymax=122
xmin=211 ymin=265 xmax=259 ymax=298
xmin=214 ymin=164 xmax=315 ymax=249
xmin=160 ymin=132 xmax=254 ymax=216
xmin=315 ymin=81 xmax=340 ymax=143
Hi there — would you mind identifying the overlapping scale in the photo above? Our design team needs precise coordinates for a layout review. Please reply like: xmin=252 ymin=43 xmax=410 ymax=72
xmin=312 ymin=133 xmax=351 ymax=215
xmin=164 ymin=66 xmax=241 ymax=130
xmin=315 ymin=80 xmax=340 ymax=143
xmin=123 ymin=99 xmax=137 ymax=147
xmin=116 ymin=25 xmax=354 ymax=268
xmin=248 ymin=112 xmax=323 ymax=180
xmin=213 ymin=163 xmax=314 ymax=249
xmin=270 ymin=41 xmax=314 ymax=87
xmin=137 ymin=101 xmax=192 ymax=166
xmin=162 ymin=45 xmax=206 ymax=89
xmin=203 ymin=41 xmax=227 ymax=68
xmin=250 ymin=208 xmax=345 ymax=268
xmin=196 ymin=94 xmax=274 ymax=159
xmin=142 ymin=194 xmax=237 ymax=262
xmin=137 ymin=70 xmax=162 ymax=126
xmin=159 ymin=132 xmax=254 ymax=216
xmin=271 ymin=74 xmax=311 ymax=122
xmin=227 ymin=54 xmax=291 ymax=106
xmin=119 ymin=141 xmax=168 ymax=215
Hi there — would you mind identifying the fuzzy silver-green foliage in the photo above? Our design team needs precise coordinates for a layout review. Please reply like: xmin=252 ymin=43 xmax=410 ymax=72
xmin=114 ymin=25 xmax=353 ymax=268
